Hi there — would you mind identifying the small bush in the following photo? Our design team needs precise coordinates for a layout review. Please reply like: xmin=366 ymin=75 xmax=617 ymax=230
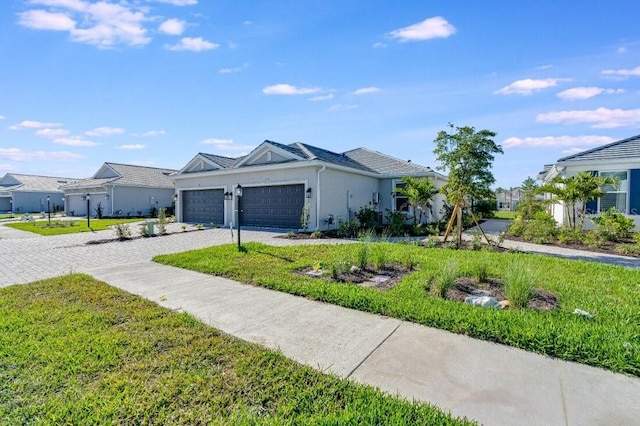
xmin=423 ymin=236 xmax=438 ymax=248
xmin=591 ymin=208 xmax=634 ymax=242
xmin=522 ymin=212 xmax=557 ymax=244
xmin=583 ymin=230 xmax=605 ymax=248
xmin=402 ymin=252 xmax=417 ymax=270
xmin=310 ymin=231 xmax=322 ymax=239
xmin=431 ymin=260 xmax=458 ymax=298
xmin=506 ymin=215 xmax=526 ymax=237
xmin=557 ymin=226 xmax=584 ymax=244
xmin=371 ymin=245 xmax=386 ymax=270
xmin=156 ymin=208 xmax=168 ymax=235
xmin=469 ymin=231 xmax=483 ymax=251
xmin=337 ymin=218 xmax=358 ymax=238
xmin=355 ymin=206 xmax=379 ymax=230
xmin=384 ymin=210 xmax=406 ymax=237
xmin=330 ymin=260 xmax=350 ymax=280
xmin=504 ymin=261 xmax=533 ymax=309
xmin=139 ymin=224 xmax=153 ymax=238
xmin=473 ymin=262 xmax=489 ymax=283
xmin=113 ymin=223 xmax=131 ymax=240
xmin=615 ymin=244 xmax=640 ymax=256
xmin=356 ymin=242 xmax=369 ymax=269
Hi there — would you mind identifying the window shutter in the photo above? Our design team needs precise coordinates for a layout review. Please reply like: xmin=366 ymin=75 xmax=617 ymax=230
xmin=629 ymin=169 xmax=640 ymax=215
xmin=585 ymin=170 xmax=598 ymax=214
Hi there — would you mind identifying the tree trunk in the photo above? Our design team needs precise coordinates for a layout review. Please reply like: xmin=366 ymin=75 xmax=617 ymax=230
xmin=456 ymin=206 xmax=463 ymax=247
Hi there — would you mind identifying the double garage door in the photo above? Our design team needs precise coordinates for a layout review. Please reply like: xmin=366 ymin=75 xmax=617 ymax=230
xmin=182 ymin=184 xmax=305 ymax=229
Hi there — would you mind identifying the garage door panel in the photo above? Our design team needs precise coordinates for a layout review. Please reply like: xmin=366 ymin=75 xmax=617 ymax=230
xmin=182 ymin=189 xmax=224 ymax=224
xmin=241 ymin=184 xmax=304 ymax=229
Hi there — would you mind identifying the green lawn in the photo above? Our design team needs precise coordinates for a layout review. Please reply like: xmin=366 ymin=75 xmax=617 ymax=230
xmin=155 ymin=242 xmax=640 ymax=377
xmin=5 ymin=218 xmax=142 ymax=235
xmin=0 ymin=275 xmax=470 ymax=425
xmin=493 ymin=211 xmax=516 ymax=220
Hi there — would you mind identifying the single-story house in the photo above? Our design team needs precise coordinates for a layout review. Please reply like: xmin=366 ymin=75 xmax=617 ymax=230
xmin=0 ymin=173 xmax=74 ymax=213
xmin=495 ymin=187 xmax=521 ymax=211
xmin=539 ymin=134 xmax=640 ymax=229
xmin=173 ymin=140 xmax=448 ymax=230
xmin=60 ymin=162 xmax=178 ymax=217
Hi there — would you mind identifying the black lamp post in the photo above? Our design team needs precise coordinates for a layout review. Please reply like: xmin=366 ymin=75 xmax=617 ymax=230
xmin=61 ymin=197 xmax=65 ymax=216
xmin=46 ymin=196 xmax=51 ymax=225
xmin=9 ymin=198 xmax=12 ymax=212
xmin=235 ymin=185 xmax=243 ymax=251
xmin=86 ymin=194 xmax=91 ymax=228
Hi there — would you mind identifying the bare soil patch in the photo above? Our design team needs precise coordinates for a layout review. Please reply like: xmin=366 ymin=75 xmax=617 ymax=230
xmin=446 ymin=276 xmax=559 ymax=311
xmin=296 ymin=263 xmax=412 ymax=291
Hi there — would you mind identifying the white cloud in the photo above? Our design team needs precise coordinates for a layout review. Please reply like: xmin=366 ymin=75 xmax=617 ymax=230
xmin=617 ymin=47 xmax=628 ymax=54
xmin=502 ymin=135 xmax=615 ymax=149
xmin=561 ymin=147 xmax=588 ymax=155
xmin=262 ymin=84 xmax=321 ymax=95
xmin=54 ymin=137 xmax=99 ymax=147
xmin=17 ymin=9 xmax=76 ymax=31
xmin=536 ymin=64 xmax=553 ymax=70
xmin=537 ymin=107 xmax=640 ymax=128
xmin=118 ymin=144 xmax=145 ymax=150
xmin=557 ymin=87 xmax=624 ymax=100
xmin=35 ymin=128 xmax=70 ymax=137
xmin=158 ymin=18 xmax=186 ymax=35
xmin=601 ymin=66 xmax=640 ymax=79
xmin=373 ymin=42 xmax=387 ymax=49
xmin=0 ymin=115 xmax=5 ymax=120
xmin=165 ymin=37 xmax=218 ymax=51
xmin=243 ymin=20 xmax=252 ymax=25
xmin=131 ymin=130 xmax=166 ymax=137
xmin=328 ymin=104 xmax=358 ymax=111
xmin=351 ymin=87 xmax=381 ymax=95
xmin=494 ymin=78 xmax=569 ymax=95
xmin=0 ymin=147 xmax=83 ymax=162
xmin=201 ymin=138 xmax=254 ymax=152
xmin=85 ymin=126 xmax=125 ymax=136
xmin=387 ymin=17 xmax=456 ymax=42
xmin=218 ymin=62 xmax=249 ymax=74
xmin=153 ymin=0 xmax=197 ymax=5
xmin=18 ymin=1 xmax=151 ymax=48
xmin=308 ymin=93 xmax=334 ymax=102
xmin=10 ymin=120 xmax=62 ymax=130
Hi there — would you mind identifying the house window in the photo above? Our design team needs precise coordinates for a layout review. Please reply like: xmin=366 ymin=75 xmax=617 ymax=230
xmin=599 ymin=171 xmax=627 ymax=213
xmin=394 ymin=181 xmax=410 ymax=212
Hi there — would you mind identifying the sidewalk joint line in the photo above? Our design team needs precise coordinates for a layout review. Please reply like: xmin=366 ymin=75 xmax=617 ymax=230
xmin=345 ymin=321 xmax=402 ymax=379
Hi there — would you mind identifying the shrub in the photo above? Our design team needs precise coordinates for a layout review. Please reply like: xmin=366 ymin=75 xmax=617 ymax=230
xmin=633 ymin=232 xmax=640 ymax=245
xmin=156 ymin=208 xmax=168 ymax=235
xmin=431 ymin=260 xmax=458 ymax=298
xmin=300 ymin=202 xmax=311 ymax=231
xmin=615 ymin=244 xmax=640 ymax=256
xmin=337 ymin=218 xmax=358 ymax=238
xmin=330 ymin=260 xmax=350 ymax=280
xmin=113 ymin=223 xmax=131 ymax=240
xmin=371 ymin=245 xmax=386 ymax=270
xmin=149 ymin=206 xmax=158 ymax=218
xmin=356 ymin=242 xmax=369 ymax=269
xmin=310 ymin=231 xmax=322 ymax=239
xmin=355 ymin=206 xmax=379 ymax=230
xmin=423 ymin=236 xmax=438 ymax=248
xmin=469 ymin=231 xmax=483 ymax=251
xmin=522 ymin=212 xmax=557 ymax=244
xmin=384 ymin=210 xmax=406 ymax=236
xmin=402 ymin=252 xmax=417 ymax=270
xmin=473 ymin=261 xmax=489 ymax=283
xmin=557 ymin=226 xmax=584 ymax=244
xmin=591 ymin=208 xmax=634 ymax=242
xmin=506 ymin=215 xmax=526 ymax=237
xmin=583 ymin=230 xmax=605 ymax=248
xmin=504 ymin=261 xmax=533 ymax=309
xmin=139 ymin=223 xmax=152 ymax=238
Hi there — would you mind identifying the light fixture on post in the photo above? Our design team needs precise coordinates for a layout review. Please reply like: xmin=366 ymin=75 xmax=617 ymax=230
xmin=86 ymin=194 xmax=91 ymax=228
xmin=47 ymin=196 xmax=51 ymax=225
xmin=9 ymin=198 xmax=13 ymax=212
xmin=61 ymin=197 xmax=65 ymax=216
xmin=224 ymin=191 xmax=233 ymax=201
xmin=105 ymin=194 xmax=109 ymax=200
xmin=306 ymin=187 xmax=312 ymax=199
xmin=235 ymin=185 xmax=243 ymax=251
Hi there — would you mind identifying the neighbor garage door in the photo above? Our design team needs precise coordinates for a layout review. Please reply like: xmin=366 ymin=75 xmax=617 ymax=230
xmin=182 ymin=189 xmax=224 ymax=225
xmin=241 ymin=184 xmax=305 ymax=229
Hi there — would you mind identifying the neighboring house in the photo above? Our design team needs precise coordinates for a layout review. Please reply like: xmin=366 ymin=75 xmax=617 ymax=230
xmin=173 ymin=140 xmax=447 ymax=230
xmin=539 ymin=134 xmax=640 ymax=229
xmin=60 ymin=163 xmax=178 ymax=217
xmin=495 ymin=187 xmax=521 ymax=211
xmin=0 ymin=173 xmax=73 ymax=213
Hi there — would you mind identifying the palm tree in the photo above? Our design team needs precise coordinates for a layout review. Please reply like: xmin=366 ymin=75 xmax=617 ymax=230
xmin=392 ymin=176 xmax=438 ymax=224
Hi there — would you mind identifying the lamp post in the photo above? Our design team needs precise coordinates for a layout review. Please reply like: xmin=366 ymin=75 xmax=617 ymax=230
xmin=235 ymin=185 xmax=243 ymax=251
xmin=9 ymin=198 xmax=12 ymax=212
xmin=86 ymin=194 xmax=91 ymax=228
xmin=47 ymin=196 xmax=51 ymax=225
xmin=61 ymin=197 xmax=65 ymax=216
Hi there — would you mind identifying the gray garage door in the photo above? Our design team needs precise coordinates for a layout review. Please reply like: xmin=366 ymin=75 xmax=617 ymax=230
xmin=182 ymin=189 xmax=224 ymax=225
xmin=241 ymin=184 xmax=305 ymax=229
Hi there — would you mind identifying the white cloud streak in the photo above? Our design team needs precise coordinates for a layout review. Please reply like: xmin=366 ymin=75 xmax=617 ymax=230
xmin=158 ymin=18 xmax=186 ymax=35
xmin=262 ymin=84 xmax=321 ymax=95
xmin=54 ymin=137 xmax=99 ymax=147
xmin=351 ymin=87 xmax=381 ymax=95
xmin=502 ymin=135 xmax=615 ymax=149
xmin=0 ymin=147 xmax=83 ymax=162
xmin=600 ymin=66 xmax=640 ymax=79
xmin=557 ymin=87 xmax=624 ymax=100
xmin=201 ymin=138 xmax=254 ymax=152
xmin=537 ymin=107 xmax=640 ymax=128
xmin=494 ymin=78 xmax=569 ymax=95
xmin=387 ymin=17 xmax=456 ymax=42
xmin=118 ymin=144 xmax=145 ymax=150
xmin=35 ymin=128 xmax=70 ymax=137
xmin=165 ymin=37 xmax=218 ymax=51
xmin=85 ymin=126 xmax=125 ymax=136
xmin=153 ymin=0 xmax=197 ymax=5
xmin=10 ymin=120 xmax=62 ymax=129
xmin=131 ymin=130 xmax=166 ymax=137
xmin=308 ymin=93 xmax=334 ymax=102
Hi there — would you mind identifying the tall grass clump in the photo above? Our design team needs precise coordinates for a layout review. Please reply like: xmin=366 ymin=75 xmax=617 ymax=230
xmin=504 ymin=260 xmax=534 ymax=309
xmin=473 ymin=261 xmax=489 ymax=283
xmin=431 ymin=259 xmax=459 ymax=298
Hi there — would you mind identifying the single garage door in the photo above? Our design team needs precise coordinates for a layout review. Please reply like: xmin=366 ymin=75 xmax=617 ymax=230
xmin=241 ymin=184 xmax=305 ymax=229
xmin=182 ymin=189 xmax=224 ymax=225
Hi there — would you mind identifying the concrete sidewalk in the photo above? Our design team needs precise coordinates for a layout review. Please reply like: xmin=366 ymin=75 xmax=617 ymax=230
xmin=84 ymin=261 xmax=640 ymax=426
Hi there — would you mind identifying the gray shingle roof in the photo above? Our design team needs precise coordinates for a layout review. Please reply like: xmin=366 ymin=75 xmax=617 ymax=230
xmin=343 ymin=147 xmax=434 ymax=175
xmin=558 ymin=134 xmax=640 ymax=163
xmin=200 ymin=153 xmax=239 ymax=168
xmin=62 ymin=163 xmax=178 ymax=189
xmin=0 ymin=173 xmax=75 ymax=192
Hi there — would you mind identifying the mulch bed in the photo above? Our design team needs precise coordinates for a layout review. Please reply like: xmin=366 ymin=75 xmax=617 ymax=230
xmin=296 ymin=263 xmax=412 ymax=291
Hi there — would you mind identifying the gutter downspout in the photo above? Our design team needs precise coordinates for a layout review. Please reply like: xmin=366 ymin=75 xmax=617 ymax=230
xmin=316 ymin=165 xmax=326 ymax=230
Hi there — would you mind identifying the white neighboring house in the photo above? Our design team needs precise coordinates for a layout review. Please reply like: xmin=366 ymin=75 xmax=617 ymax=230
xmin=539 ymin=134 xmax=640 ymax=229
xmin=173 ymin=140 xmax=448 ymax=230
xmin=495 ymin=187 xmax=521 ymax=211
xmin=60 ymin=163 xmax=178 ymax=218
xmin=0 ymin=173 xmax=74 ymax=214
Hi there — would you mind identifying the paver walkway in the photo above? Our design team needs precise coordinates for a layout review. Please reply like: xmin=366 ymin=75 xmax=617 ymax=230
xmin=2 ymin=221 xmax=640 ymax=425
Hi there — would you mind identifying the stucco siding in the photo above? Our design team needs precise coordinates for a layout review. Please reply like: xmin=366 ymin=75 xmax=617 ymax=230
xmin=111 ymin=186 xmax=175 ymax=217
xmin=10 ymin=192 xmax=64 ymax=213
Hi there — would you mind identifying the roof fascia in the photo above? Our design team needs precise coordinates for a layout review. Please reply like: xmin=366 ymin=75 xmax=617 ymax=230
xmin=232 ymin=141 xmax=306 ymax=169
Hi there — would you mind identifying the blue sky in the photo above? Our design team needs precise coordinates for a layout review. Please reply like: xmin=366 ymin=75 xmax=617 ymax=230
xmin=1 ymin=0 xmax=639 ymax=189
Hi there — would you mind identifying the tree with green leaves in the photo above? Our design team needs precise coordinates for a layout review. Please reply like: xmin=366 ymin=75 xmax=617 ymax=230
xmin=433 ymin=123 xmax=503 ymax=246
xmin=516 ymin=177 xmax=546 ymax=219
xmin=392 ymin=176 xmax=438 ymax=224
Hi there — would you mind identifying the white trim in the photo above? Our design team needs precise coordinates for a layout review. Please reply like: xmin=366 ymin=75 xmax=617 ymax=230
xmin=232 ymin=141 xmax=306 ymax=168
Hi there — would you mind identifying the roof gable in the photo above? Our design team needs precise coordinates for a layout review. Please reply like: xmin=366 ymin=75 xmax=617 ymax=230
xmin=0 ymin=173 xmax=74 ymax=192
xmin=233 ymin=140 xmax=306 ymax=168
xmin=179 ymin=153 xmax=235 ymax=174
xmin=62 ymin=163 xmax=178 ymax=189
xmin=558 ymin=134 xmax=640 ymax=163
xmin=93 ymin=163 xmax=120 ymax=179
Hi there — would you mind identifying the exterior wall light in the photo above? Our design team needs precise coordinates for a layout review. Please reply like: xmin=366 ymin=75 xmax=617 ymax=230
xmin=306 ymin=187 xmax=312 ymax=198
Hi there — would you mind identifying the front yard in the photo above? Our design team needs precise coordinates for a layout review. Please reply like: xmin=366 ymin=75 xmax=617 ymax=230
xmin=5 ymin=218 xmax=142 ymax=235
xmin=155 ymin=242 xmax=640 ymax=377
xmin=0 ymin=275 xmax=469 ymax=425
